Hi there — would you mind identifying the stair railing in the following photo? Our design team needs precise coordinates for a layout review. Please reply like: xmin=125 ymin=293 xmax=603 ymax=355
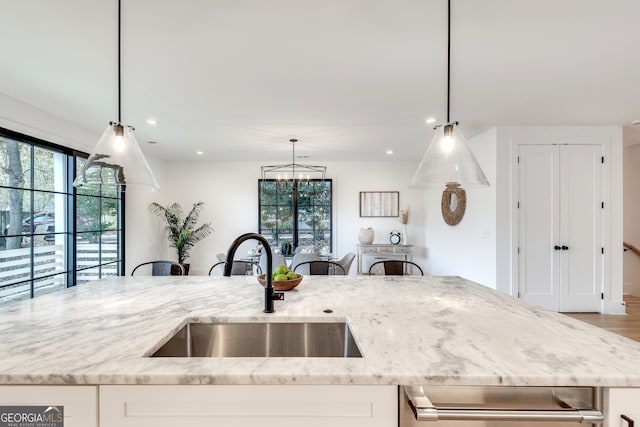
xmin=623 ymin=241 xmax=640 ymax=257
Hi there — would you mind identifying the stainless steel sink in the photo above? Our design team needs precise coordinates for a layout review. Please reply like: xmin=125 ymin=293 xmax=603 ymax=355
xmin=150 ymin=321 xmax=363 ymax=358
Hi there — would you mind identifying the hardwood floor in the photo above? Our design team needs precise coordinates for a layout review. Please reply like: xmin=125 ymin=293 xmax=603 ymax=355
xmin=565 ymin=295 xmax=640 ymax=342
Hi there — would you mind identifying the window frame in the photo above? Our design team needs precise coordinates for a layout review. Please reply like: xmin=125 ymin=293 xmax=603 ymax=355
xmin=0 ymin=126 xmax=125 ymax=303
xmin=258 ymin=178 xmax=333 ymax=252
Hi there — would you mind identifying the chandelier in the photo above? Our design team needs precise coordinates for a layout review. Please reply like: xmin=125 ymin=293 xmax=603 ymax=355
xmin=261 ymin=139 xmax=327 ymax=181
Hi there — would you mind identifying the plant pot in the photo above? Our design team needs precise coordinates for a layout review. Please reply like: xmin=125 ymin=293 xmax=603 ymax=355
xmin=172 ymin=263 xmax=190 ymax=276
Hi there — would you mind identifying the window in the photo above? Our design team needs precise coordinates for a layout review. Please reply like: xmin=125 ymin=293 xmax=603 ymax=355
xmin=75 ymin=157 xmax=123 ymax=284
xmin=258 ymin=179 xmax=332 ymax=252
xmin=0 ymin=128 xmax=123 ymax=305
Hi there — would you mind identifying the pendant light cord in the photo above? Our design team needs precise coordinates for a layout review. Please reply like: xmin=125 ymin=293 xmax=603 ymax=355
xmin=291 ymin=138 xmax=296 ymax=180
xmin=117 ymin=0 xmax=122 ymax=123
xmin=446 ymin=0 xmax=451 ymax=124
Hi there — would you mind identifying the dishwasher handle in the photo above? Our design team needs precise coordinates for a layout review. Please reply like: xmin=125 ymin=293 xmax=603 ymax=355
xmin=404 ymin=386 xmax=604 ymax=423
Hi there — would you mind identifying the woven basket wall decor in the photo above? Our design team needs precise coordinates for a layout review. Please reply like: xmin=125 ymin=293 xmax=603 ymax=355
xmin=441 ymin=182 xmax=466 ymax=226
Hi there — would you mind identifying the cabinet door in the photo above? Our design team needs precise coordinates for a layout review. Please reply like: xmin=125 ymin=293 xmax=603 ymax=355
xmin=559 ymin=145 xmax=603 ymax=312
xmin=0 ymin=386 xmax=97 ymax=427
xmin=100 ymin=385 xmax=397 ymax=427
xmin=605 ymin=388 xmax=640 ymax=427
xmin=518 ymin=145 xmax=560 ymax=311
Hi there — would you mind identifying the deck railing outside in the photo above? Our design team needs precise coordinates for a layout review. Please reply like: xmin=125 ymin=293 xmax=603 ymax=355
xmin=0 ymin=243 xmax=118 ymax=304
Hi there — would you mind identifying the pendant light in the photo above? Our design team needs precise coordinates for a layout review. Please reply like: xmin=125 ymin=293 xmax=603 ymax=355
xmin=410 ymin=0 xmax=489 ymax=188
xmin=73 ymin=0 xmax=159 ymax=192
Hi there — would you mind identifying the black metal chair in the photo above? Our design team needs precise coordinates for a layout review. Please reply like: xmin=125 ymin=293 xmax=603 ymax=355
xmin=208 ymin=260 xmax=262 ymax=276
xmin=131 ymin=260 xmax=184 ymax=276
xmin=293 ymin=260 xmax=346 ymax=275
xmin=368 ymin=260 xmax=424 ymax=276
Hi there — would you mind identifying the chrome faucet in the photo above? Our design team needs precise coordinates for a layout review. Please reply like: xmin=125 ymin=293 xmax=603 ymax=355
xmin=223 ymin=232 xmax=284 ymax=313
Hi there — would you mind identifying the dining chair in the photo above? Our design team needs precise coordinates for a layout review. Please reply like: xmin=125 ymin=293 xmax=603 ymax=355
xmin=293 ymin=260 xmax=346 ymax=275
xmin=290 ymin=253 xmax=320 ymax=274
xmin=335 ymin=252 xmax=355 ymax=275
xmin=131 ymin=260 xmax=184 ymax=276
xmin=259 ymin=252 xmax=287 ymax=274
xmin=208 ymin=260 xmax=262 ymax=276
xmin=368 ymin=260 xmax=424 ymax=276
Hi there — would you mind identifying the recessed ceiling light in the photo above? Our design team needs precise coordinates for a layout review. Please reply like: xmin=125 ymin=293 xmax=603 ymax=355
xmin=147 ymin=141 xmax=158 ymax=144
xmin=386 ymin=149 xmax=394 ymax=155
xmin=425 ymin=117 xmax=436 ymax=124
xmin=196 ymin=151 xmax=204 ymax=156
xmin=146 ymin=118 xmax=157 ymax=126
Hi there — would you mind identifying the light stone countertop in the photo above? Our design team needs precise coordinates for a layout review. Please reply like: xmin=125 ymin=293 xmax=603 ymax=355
xmin=1 ymin=275 xmax=640 ymax=386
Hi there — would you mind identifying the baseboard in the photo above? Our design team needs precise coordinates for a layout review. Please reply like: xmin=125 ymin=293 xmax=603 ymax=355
xmin=603 ymin=299 xmax=627 ymax=315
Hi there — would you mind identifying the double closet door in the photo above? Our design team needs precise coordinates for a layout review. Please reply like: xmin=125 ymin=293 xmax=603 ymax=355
xmin=518 ymin=144 xmax=603 ymax=312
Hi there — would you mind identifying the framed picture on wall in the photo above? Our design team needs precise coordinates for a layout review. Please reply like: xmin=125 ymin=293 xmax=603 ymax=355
xmin=359 ymin=191 xmax=399 ymax=217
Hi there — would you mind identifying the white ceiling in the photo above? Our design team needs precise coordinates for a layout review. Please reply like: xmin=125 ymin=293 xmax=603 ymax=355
xmin=1 ymin=0 xmax=639 ymax=162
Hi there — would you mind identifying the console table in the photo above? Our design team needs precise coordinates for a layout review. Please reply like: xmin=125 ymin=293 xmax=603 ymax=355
xmin=357 ymin=244 xmax=414 ymax=274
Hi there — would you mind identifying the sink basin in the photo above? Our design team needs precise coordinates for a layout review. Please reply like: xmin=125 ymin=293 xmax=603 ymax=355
xmin=150 ymin=321 xmax=363 ymax=358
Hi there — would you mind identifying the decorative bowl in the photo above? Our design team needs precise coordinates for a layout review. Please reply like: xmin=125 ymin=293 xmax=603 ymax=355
xmin=257 ymin=274 xmax=303 ymax=291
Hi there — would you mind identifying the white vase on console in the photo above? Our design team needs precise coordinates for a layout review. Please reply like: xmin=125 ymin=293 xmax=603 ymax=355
xmin=358 ymin=227 xmax=374 ymax=245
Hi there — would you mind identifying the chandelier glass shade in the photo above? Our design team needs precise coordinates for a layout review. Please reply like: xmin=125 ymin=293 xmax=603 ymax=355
xmin=410 ymin=122 xmax=488 ymax=188
xmin=74 ymin=122 xmax=159 ymax=191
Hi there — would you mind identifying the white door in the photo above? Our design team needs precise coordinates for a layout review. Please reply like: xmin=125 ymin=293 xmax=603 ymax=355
xmin=559 ymin=145 xmax=602 ymax=312
xmin=518 ymin=145 xmax=560 ymax=310
xmin=518 ymin=144 xmax=603 ymax=312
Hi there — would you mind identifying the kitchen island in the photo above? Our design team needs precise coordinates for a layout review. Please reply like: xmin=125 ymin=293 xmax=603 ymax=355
xmin=1 ymin=275 xmax=640 ymax=426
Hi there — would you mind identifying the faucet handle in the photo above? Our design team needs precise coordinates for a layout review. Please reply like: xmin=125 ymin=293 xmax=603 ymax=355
xmin=272 ymin=292 xmax=285 ymax=301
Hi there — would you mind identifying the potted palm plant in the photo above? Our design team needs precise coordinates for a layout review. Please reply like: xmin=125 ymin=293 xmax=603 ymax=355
xmin=150 ymin=201 xmax=213 ymax=275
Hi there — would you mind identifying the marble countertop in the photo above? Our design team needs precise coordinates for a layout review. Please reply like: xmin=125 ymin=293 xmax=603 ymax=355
xmin=1 ymin=275 xmax=640 ymax=386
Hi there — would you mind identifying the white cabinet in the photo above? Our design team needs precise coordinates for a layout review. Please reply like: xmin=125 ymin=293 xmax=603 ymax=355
xmin=100 ymin=384 xmax=397 ymax=427
xmin=0 ymin=386 xmax=97 ymax=427
xmin=357 ymin=244 xmax=414 ymax=274
xmin=518 ymin=144 xmax=603 ymax=312
xmin=604 ymin=388 xmax=640 ymax=427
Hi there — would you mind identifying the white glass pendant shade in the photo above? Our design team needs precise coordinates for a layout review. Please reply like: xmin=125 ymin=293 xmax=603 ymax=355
xmin=73 ymin=122 xmax=160 ymax=191
xmin=410 ymin=123 xmax=489 ymax=188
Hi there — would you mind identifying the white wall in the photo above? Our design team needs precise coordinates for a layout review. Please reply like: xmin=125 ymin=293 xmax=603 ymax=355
xmin=624 ymin=143 xmax=640 ymax=296
xmin=125 ymin=160 xmax=426 ymax=276
xmin=123 ymin=154 xmax=168 ymax=275
xmin=0 ymin=93 xmax=95 ymax=153
xmin=422 ymin=128 xmax=498 ymax=288
xmin=330 ymin=161 xmax=426 ymax=273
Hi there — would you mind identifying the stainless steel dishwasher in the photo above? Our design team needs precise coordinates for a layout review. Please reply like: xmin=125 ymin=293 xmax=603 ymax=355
xmin=400 ymin=386 xmax=604 ymax=427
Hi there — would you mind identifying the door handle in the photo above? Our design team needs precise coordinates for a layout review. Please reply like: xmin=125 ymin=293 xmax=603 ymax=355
xmin=554 ymin=245 xmax=562 ymax=250
xmin=404 ymin=386 xmax=603 ymax=423
xmin=561 ymin=246 xmax=569 ymax=250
